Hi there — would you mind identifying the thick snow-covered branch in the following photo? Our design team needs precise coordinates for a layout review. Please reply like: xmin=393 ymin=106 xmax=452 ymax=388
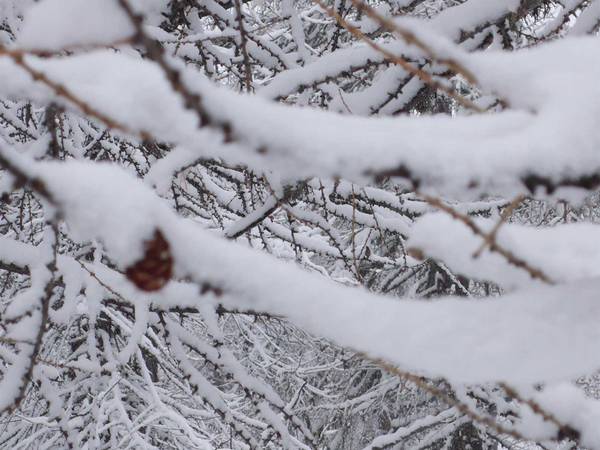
xmin=2 ymin=152 xmax=599 ymax=384
xmin=1 ymin=36 xmax=599 ymax=196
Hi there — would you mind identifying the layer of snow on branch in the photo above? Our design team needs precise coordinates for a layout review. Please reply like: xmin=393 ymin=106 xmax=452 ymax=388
xmin=0 ymin=36 xmax=598 ymax=196
xmin=16 ymin=0 xmax=134 ymax=51
xmin=408 ymin=213 xmax=600 ymax=289
xmin=15 ymin=157 xmax=600 ymax=384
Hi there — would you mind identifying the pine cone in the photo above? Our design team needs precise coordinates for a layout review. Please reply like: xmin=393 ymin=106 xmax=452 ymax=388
xmin=125 ymin=230 xmax=173 ymax=291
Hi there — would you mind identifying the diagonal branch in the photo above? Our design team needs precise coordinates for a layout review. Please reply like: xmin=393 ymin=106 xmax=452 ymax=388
xmin=311 ymin=0 xmax=484 ymax=112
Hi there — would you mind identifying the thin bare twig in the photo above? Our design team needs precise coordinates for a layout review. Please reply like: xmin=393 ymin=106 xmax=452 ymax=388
xmin=311 ymin=0 xmax=484 ymax=112
xmin=116 ymin=0 xmax=214 ymax=127
xmin=499 ymin=383 xmax=580 ymax=443
xmin=0 ymin=38 xmax=134 ymax=58
xmin=365 ymin=354 xmax=531 ymax=442
xmin=1 ymin=224 xmax=58 ymax=415
xmin=473 ymin=194 xmax=525 ymax=258
xmin=349 ymin=0 xmax=478 ymax=84
xmin=234 ymin=0 xmax=253 ymax=92
xmin=7 ymin=52 xmax=139 ymax=136
xmin=417 ymin=192 xmax=553 ymax=284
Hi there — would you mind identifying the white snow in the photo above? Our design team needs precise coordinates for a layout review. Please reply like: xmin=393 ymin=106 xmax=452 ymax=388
xmin=0 ymin=36 xmax=599 ymax=197
xmin=5 ymin=156 xmax=599 ymax=383
xmin=16 ymin=0 xmax=134 ymax=51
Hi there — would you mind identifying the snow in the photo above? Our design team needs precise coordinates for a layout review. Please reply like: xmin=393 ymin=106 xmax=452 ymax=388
xmin=0 ymin=233 xmax=39 ymax=269
xmin=408 ymin=213 xmax=600 ymax=289
xmin=16 ymin=0 xmax=134 ymax=51
xmin=533 ymin=383 xmax=600 ymax=448
xmin=427 ymin=0 xmax=521 ymax=41
xmin=570 ymin=2 xmax=600 ymax=35
xmin=36 ymin=160 xmax=170 ymax=265
xmin=5 ymin=0 xmax=600 ymax=445
xmin=6 ymin=156 xmax=599 ymax=383
xmin=0 ymin=227 xmax=55 ymax=413
xmin=0 ymin=35 xmax=599 ymax=197
xmin=225 ymin=195 xmax=279 ymax=238
xmin=364 ymin=408 xmax=458 ymax=449
xmin=258 ymin=41 xmax=392 ymax=100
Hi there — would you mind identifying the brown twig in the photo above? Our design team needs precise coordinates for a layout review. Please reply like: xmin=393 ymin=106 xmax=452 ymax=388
xmin=418 ymin=192 xmax=553 ymax=284
xmin=349 ymin=0 xmax=478 ymax=85
xmin=473 ymin=194 xmax=525 ymax=258
xmin=499 ymin=383 xmax=580 ymax=443
xmin=234 ymin=0 xmax=253 ymax=92
xmin=365 ymin=354 xmax=530 ymax=441
xmin=0 ymin=38 xmax=134 ymax=58
xmin=5 ymin=51 xmax=146 ymax=139
xmin=311 ymin=0 xmax=484 ymax=112
xmin=117 ymin=0 xmax=214 ymax=127
xmin=0 ymin=143 xmax=56 ymax=205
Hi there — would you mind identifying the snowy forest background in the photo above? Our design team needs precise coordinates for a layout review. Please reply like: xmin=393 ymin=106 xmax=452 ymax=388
xmin=2 ymin=0 xmax=600 ymax=448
